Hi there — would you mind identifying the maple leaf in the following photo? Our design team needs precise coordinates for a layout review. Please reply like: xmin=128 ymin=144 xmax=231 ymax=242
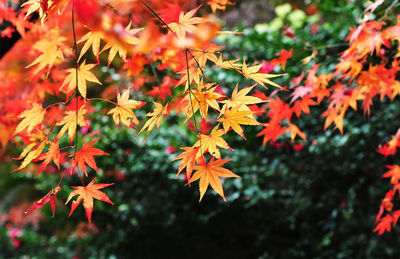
xmin=56 ymin=105 xmax=88 ymax=142
xmin=15 ymin=103 xmax=46 ymax=134
xmin=377 ymin=132 xmax=400 ymax=156
xmin=26 ymin=29 xmax=66 ymax=74
xmin=147 ymin=84 xmax=172 ymax=103
xmin=220 ymin=84 xmax=265 ymax=113
xmin=172 ymin=146 xmax=199 ymax=180
xmin=37 ymin=140 xmax=61 ymax=176
xmin=22 ymin=0 xmax=52 ymax=24
xmin=190 ymin=45 xmax=222 ymax=67
xmin=287 ymin=123 xmax=307 ymax=142
xmin=382 ymin=165 xmax=400 ymax=185
xmin=12 ymin=141 xmax=46 ymax=172
xmin=107 ymin=90 xmax=144 ymax=128
xmin=291 ymin=86 xmax=313 ymax=103
xmin=26 ymin=186 xmax=61 ymax=217
xmin=217 ymin=105 xmax=260 ymax=139
xmin=101 ymin=24 xmax=143 ymax=68
xmin=336 ymin=58 xmax=363 ymax=81
xmin=241 ymin=60 xmax=282 ymax=88
xmin=60 ymin=60 xmax=102 ymax=99
xmin=71 ymin=138 xmax=109 ymax=177
xmin=213 ymin=56 xmax=242 ymax=70
xmin=270 ymin=49 xmax=293 ymax=71
xmin=177 ymin=65 xmax=202 ymax=90
xmin=257 ymin=122 xmax=287 ymax=145
xmin=186 ymin=80 xmax=222 ymax=119
xmin=65 ymin=178 xmax=114 ymax=223
xmin=168 ymin=6 xmax=205 ymax=40
xmin=207 ymin=0 xmax=234 ymax=13
xmin=374 ymin=214 xmax=393 ymax=235
xmin=159 ymin=3 xmax=181 ymax=24
xmin=193 ymin=126 xmax=232 ymax=159
xmin=138 ymin=102 xmax=168 ymax=135
xmin=321 ymin=107 xmax=345 ymax=133
xmin=189 ymin=158 xmax=240 ymax=201
xmin=77 ymin=30 xmax=103 ymax=63
xmin=292 ymin=97 xmax=317 ymax=117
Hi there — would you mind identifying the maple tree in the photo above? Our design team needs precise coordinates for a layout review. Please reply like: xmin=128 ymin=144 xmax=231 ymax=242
xmin=0 ymin=0 xmax=400 ymax=238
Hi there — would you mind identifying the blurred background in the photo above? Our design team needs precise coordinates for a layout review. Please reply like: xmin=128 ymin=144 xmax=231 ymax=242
xmin=1 ymin=0 xmax=400 ymax=258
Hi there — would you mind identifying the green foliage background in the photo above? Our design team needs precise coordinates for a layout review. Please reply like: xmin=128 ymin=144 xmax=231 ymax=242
xmin=1 ymin=1 xmax=400 ymax=258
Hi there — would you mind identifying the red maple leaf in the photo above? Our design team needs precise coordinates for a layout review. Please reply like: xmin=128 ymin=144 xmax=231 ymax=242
xmin=71 ymin=138 xmax=109 ymax=176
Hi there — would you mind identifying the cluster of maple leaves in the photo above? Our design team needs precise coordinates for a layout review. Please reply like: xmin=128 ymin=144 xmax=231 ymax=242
xmin=1 ymin=0 xmax=400 ymax=234
xmin=0 ymin=0 xmax=284 ymax=222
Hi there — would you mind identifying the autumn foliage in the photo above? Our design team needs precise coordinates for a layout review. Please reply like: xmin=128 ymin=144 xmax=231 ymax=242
xmin=0 ymin=0 xmax=400 ymax=235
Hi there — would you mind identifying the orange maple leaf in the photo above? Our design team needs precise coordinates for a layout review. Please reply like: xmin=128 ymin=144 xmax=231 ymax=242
xmin=207 ymin=0 xmax=234 ymax=13
xmin=287 ymin=123 xmax=307 ymax=142
xmin=186 ymin=80 xmax=222 ymax=119
xmin=193 ymin=126 xmax=232 ymax=159
xmin=382 ymin=165 xmax=400 ymax=185
xmin=189 ymin=158 xmax=239 ymax=201
xmin=71 ymin=138 xmax=109 ymax=177
xmin=172 ymin=146 xmax=200 ymax=181
xmin=65 ymin=178 xmax=114 ymax=223
xmin=37 ymin=140 xmax=61 ymax=176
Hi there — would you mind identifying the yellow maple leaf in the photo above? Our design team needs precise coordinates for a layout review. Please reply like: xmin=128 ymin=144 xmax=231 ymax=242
xmin=220 ymin=84 xmax=265 ymax=112
xmin=217 ymin=105 xmax=260 ymax=139
xmin=77 ymin=30 xmax=103 ymax=63
xmin=193 ymin=126 xmax=232 ymax=159
xmin=12 ymin=131 xmax=47 ymax=172
xmin=168 ymin=6 xmax=205 ymax=40
xmin=107 ymin=90 xmax=143 ymax=128
xmin=60 ymin=60 xmax=102 ymax=99
xmin=22 ymin=0 xmax=50 ymax=24
xmin=213 ymin=55 xmax=241 ymax=70
xmin=189 ymin=158 xmax=239 ymax=201
xmin=15 ymin=103 xmax=46 ymax=134
xmin=56 ymin=106 xmax=88 ymax=141
xmin=26 ymin=29 xmax=66 ymax=74
xmin=241 ymin=60 xmax=282 ymax=88
xmin=138 ymin=102 xmax=168 ymax=135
